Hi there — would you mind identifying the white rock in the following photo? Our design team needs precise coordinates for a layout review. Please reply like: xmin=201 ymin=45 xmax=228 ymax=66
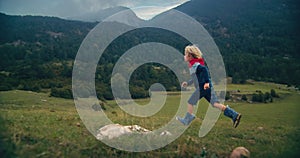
xmin=160 ymin=130 xmax=172 ymax=136
xmin=97 ymin=124 xmax=152 ymax=140
xmin=96 ymin=124 xmax=132 ymax=140
xmin=96 ymin=124 xmax=171 ymax=140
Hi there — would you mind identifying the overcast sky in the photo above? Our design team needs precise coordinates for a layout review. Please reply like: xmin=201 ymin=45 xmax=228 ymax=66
xmin=0 ymin=0 xmax=190 ymax=20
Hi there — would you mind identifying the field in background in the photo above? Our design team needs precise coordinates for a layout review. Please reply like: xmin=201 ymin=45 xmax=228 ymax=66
xmin=0 ymin=82 xmax=299 ymax=157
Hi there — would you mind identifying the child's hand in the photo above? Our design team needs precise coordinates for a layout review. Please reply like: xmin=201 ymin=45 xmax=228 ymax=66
xmin=181 ymin=82 xmax=188 ymax=88
xmin=204 ymin=83 xmax=210 ymax=90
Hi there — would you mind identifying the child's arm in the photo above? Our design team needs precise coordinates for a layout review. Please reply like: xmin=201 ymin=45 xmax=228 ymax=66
xmin=187 ymin=79 xmax=193 ymax=86
xmin=181 ymin=79 xmax=193 ymax=88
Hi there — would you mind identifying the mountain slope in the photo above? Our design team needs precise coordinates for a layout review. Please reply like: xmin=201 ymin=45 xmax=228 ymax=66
xmin=175 ymin=0 xmax=300 ymax=84
xmin=176 ymin=0 xmax=299 ymax=57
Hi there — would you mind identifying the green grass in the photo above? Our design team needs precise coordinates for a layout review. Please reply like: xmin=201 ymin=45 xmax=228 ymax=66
xmin=0 ymin=82 xmax=300 ymax=158
xmin=226 ymin=81 xmax=292 ymax=94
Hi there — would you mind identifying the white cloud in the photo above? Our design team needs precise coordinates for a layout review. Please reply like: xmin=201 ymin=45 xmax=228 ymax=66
xmin=132 ymin=1 xmax=189 ymax=20
xmin=0 ymin=0 xmax=190 ymax=20
xmin=69 ymin=0 xmax=190 ymax=19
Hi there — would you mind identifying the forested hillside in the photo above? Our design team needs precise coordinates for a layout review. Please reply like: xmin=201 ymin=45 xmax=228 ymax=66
xmin=0 ymin=13 xmax=185 ymax=99
xmin=0 ymin=13 xmax=95 ymax=97
xmin=0 ymin=0 xmax=299 ymax=99
xmin=176 ymin=0 xmax=300 ymax=84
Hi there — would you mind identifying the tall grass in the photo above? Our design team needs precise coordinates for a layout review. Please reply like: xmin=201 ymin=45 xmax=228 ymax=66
xmin=0 ymin=82 xmax=299 ymax=157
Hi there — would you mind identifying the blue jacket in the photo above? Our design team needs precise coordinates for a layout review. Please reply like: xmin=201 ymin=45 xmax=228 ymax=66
xmin=187 ymin=62 xmax=211 ymax=90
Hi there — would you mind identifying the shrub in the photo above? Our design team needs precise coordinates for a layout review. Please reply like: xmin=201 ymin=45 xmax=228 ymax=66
xmin=252 ymin=91 xmax=273 ymax=103
xmin=252 ymin=92 xmax=264 ymax=102
xmin=130 ymin=86 xmax=149 ymax=99
xmin=0 ymin=84 xmax=12 ymax=91
xmin=225 ymin=91 xmax=231 ymax=100
xmin=270 ymin=89 xmax=279 ymax=98
xmin=241 ymin=94 xmax=247 ymax=101
xmin=264 ymin=92 xmax=272 ymax=103
xmin=20 ymin=82 xmax=41 ymax=92
xmin=50 ymin=87 xmax=73 ymax=99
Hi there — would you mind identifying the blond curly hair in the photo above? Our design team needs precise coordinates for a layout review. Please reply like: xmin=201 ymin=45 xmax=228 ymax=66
xmin=184 ymin=45 xmax=203 ymax=59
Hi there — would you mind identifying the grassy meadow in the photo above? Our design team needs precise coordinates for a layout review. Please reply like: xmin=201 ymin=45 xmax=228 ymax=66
xmin=0 ymin=82 xmax=299 ymax=158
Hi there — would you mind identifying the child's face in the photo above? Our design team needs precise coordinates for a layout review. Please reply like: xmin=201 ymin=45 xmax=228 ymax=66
xmin=184 ymin=53 xmax=193 ymax=62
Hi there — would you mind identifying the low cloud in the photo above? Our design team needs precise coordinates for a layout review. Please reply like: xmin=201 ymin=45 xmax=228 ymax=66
xmin=0 ymin=0 xmax=190 ymax=20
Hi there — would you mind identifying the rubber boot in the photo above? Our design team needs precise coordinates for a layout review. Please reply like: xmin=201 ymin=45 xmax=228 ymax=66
xmin=224 ymin=105 xmax=242 ymax=128
xmin=176 ymin=112 xmax=195 ymax=125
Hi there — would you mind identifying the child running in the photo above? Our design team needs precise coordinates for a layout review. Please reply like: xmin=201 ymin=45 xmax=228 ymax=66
xmin=176 ymin=45 xmax=242 ymax=128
